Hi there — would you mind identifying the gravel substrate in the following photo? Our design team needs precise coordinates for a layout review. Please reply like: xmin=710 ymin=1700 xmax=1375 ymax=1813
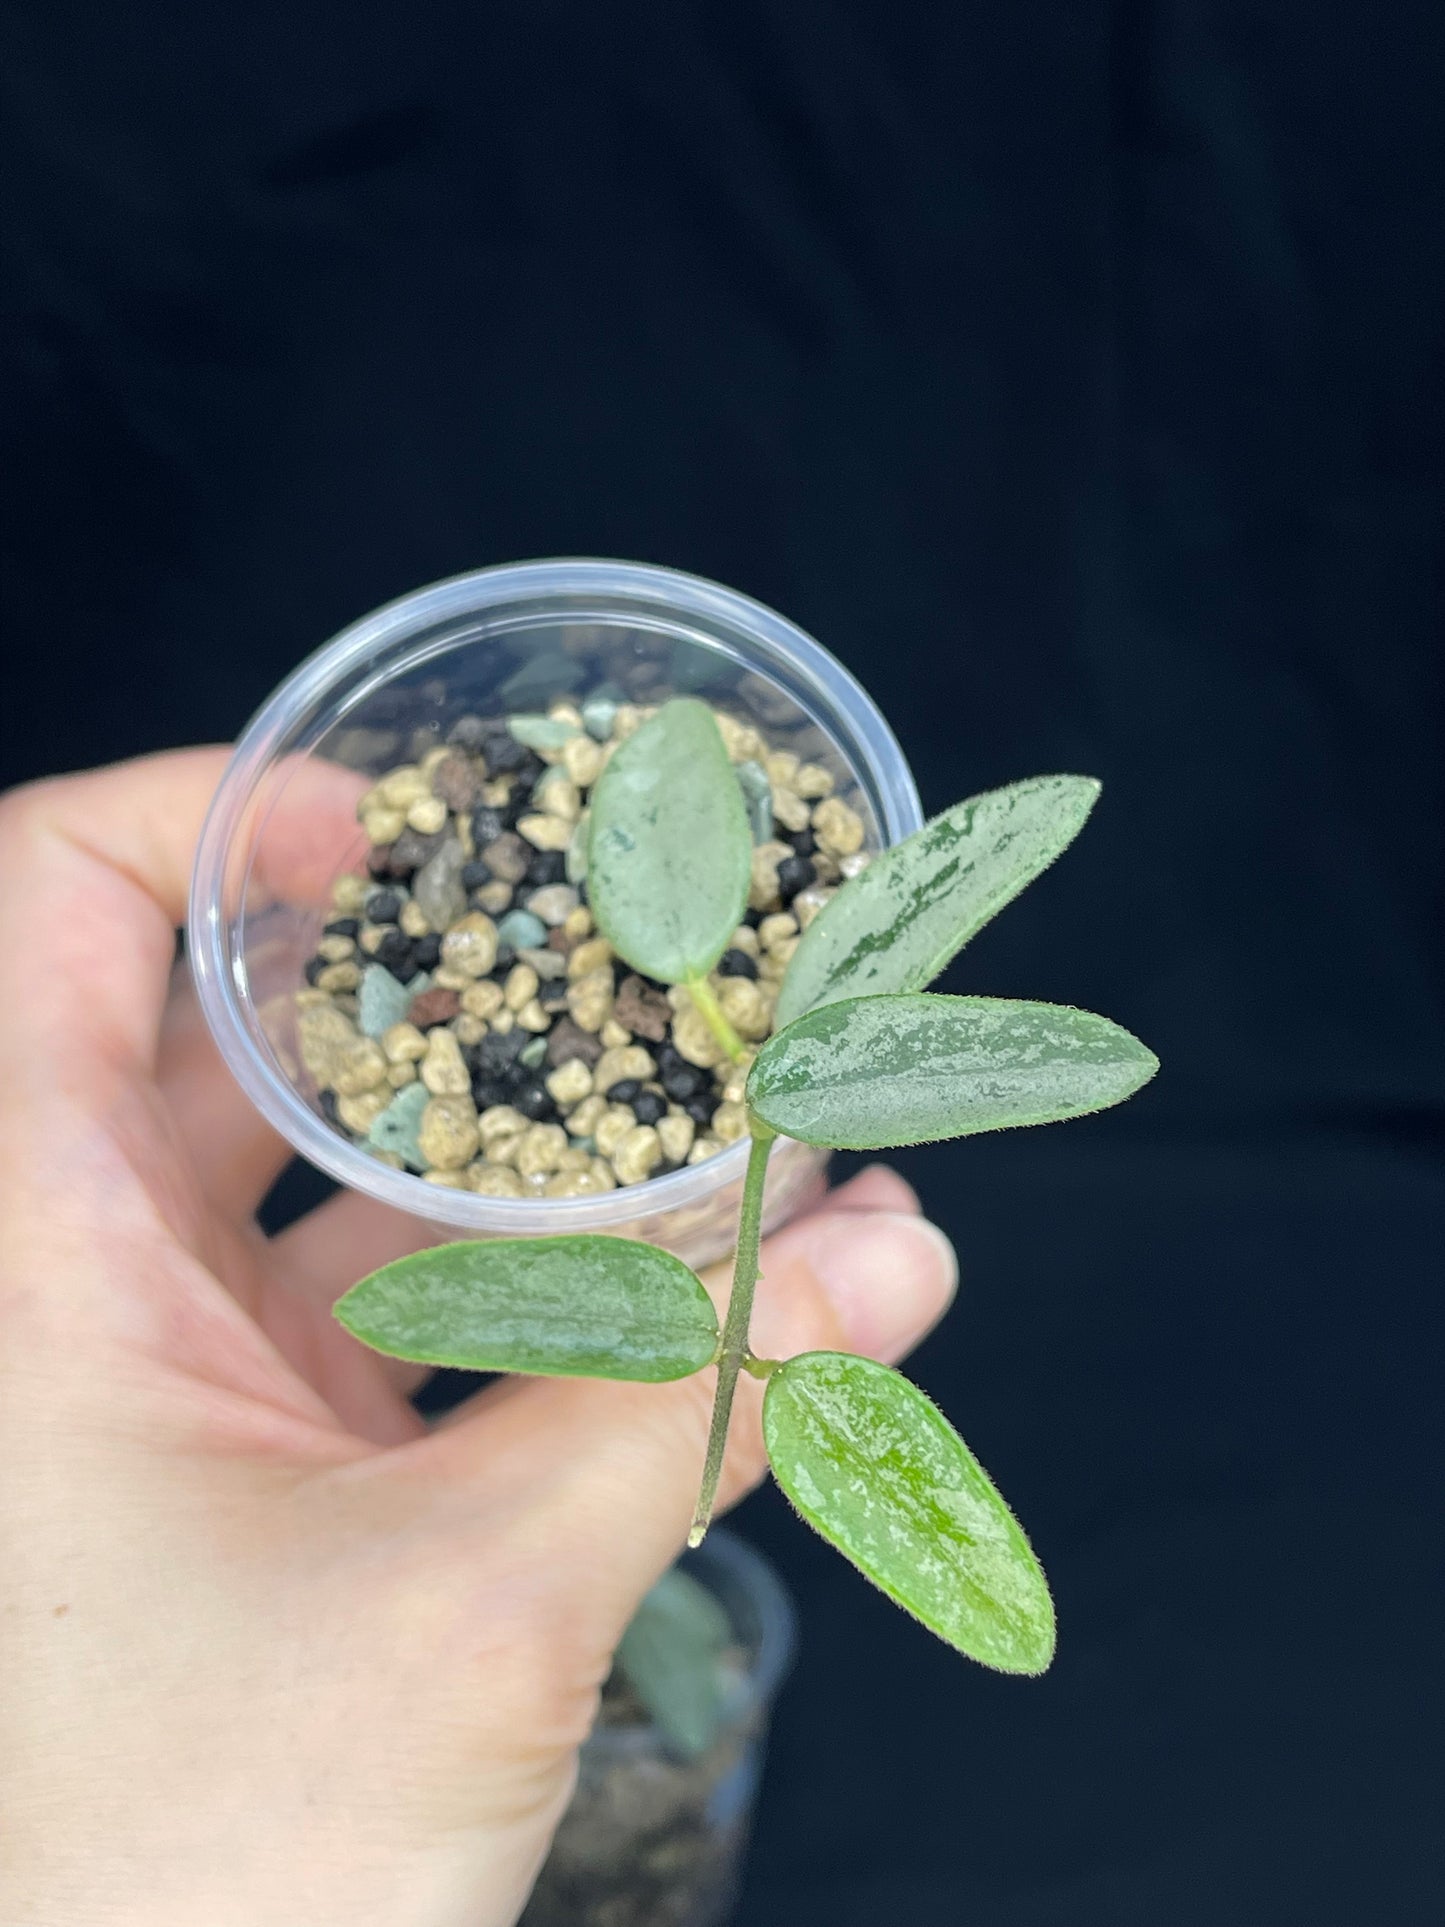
xmin=295 ymin=698 xmax=869 ymax=1196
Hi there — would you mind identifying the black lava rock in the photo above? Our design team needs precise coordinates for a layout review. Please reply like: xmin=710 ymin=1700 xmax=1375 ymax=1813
xmin=525 ymin=848 xmax=567 ymax=887
xmin=606 ymin=1078 xmax=643 ymax=1105
xmin=684 ymin=1091 xmax=720 ymax=1127
xmin=513 ymin=1078 xmax=558 ymax=1121
xmin=475 ymin=1027 xmax=528 ymax=1073
xmin=485 ymin=733 xmax=530 ymax=774
xmin=787 ymin=828 xmax=817 ymax=858
xmin=776 ymin=854 xmax=816 ymax=901
xmin=538 ymin=980 xmax=570 ymax=1011
xmin=303 ymin=955 xmax=328 ymax=985
xmin=630 ymin=1090 xmax=667 ymax=1127
xmin=323 ymin=917 xmax=361 ymax=939
xmin=365 ymin=889 xmax=403 ymax=924
xmin=661 ymin=1061 xmax=705 ymax=1102
xmin=471 ymin=805 xmax=506 ymax=847
xmin=460 ymin=859 xmax=492 ymax=890
xmin=375 ymin=929 xmax=413 ymax=978
xmin=410 ymin=933 xmax=442 ymax=971
xmin=717 ymin=947 xmax=758 ymax=979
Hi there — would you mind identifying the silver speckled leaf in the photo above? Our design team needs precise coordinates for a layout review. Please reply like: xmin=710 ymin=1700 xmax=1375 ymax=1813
xmin=748 ymin=992 xmax=1158 ymax=1148
xmin=776 ymin=776 xmax=1101 ymax=1025
xmin=587 ymin=699 xmax=752 ymax=984
xmin=764 ymin=1352 xmax=1055 ymax=1672
xmin=334 ymin=1236 xmax=719 ymax=1381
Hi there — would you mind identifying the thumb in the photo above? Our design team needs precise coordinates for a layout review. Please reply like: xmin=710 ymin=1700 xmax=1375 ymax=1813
xmin=417 ymin=1168 xmax=958 ymax=1663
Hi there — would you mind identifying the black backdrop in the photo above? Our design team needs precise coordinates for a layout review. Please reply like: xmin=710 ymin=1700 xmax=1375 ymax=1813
xmin=3 ymin=5 xmax=1442 ymax=1922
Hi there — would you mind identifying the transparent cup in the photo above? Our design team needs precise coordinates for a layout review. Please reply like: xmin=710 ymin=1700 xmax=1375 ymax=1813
xmin=188 ymin=559 xmax=923 ymax=1268
xmin=521 ymin=1529 xmax=796 ymax=1927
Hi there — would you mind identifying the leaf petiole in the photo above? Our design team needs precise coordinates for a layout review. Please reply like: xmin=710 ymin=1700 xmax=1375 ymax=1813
xmin=684 ymin=968 xmax=748 ymax=1064
xmin=688 ymin=1120 xmax=775 ymax=1545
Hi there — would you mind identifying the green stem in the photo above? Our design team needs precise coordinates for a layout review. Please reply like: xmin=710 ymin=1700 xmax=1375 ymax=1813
xmin=689 ymin=1122 xmax=775 ymax=1546
xmin=685 ymin=968 xmax=748 ymax=1064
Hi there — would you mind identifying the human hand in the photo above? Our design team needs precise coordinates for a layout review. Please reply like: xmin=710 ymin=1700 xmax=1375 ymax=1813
xmin=0 ymin=751 xmax=957 ymax=1927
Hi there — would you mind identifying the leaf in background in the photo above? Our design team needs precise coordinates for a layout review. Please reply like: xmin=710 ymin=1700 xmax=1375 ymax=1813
xmin=334 ymin=1236 xmax=719 ymax=1381
xmin=587 ymin=699 xmax=752 ymax=983
xmin=764 ymin=1352 xmax=1055 ymax=1673
xmin=776 ymin=775 xmax=1101 ymax=1025
xmin=615 ymin=1566 xmax=733 ymax=1759
xmin=748 ymin=992 xmax=1158 ymax=1148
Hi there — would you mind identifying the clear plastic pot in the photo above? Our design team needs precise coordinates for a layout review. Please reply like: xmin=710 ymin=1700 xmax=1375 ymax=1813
xmin=521 ymin=1529 xmax=797 ymax=1927
xmin=188 ymin=559 xmax=923 ymax=1268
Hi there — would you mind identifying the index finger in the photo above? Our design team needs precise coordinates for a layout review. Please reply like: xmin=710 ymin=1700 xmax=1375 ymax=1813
xmin=0 ymin=749 xmax=362 ymax=1091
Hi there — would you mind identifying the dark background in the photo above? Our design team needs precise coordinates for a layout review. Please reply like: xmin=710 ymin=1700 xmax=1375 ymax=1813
xmin=3 ymin=4 xmax=1442 ymax=1922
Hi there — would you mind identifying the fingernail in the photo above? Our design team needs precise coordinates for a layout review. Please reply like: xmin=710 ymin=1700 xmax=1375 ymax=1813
xmin=828 ymin=1164 xmax=921 ymax=1215
xmin=804 ymin=1210 xmax=958 ymax=1360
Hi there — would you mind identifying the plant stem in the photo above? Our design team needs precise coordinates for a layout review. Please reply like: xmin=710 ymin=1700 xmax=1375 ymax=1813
xmin=689 ymin=1122 xmax=775 ymax=1546
xmin=685 ymin=969 xmax=748 ymax=1064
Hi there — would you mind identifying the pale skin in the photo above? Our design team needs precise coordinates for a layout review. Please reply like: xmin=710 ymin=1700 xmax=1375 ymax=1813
xmin=0 ymin=750 xmax=957 ymax=1927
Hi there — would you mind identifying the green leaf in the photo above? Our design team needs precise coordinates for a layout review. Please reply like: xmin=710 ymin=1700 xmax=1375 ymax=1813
xmin=747 ymin=992 xmax=1158 ymax=1148
xmin=587 ymin=698 xmax=752 ymax=983
xmin=334 ymin=1236 xmax=719 ymax=1382
xmin=776 ymin=775 xmax=1101 ymax=1025
xmin=615 ymin=1567 xmax=733 ymax=1759
xmin=764 ymin=1352 xmax=1055 ymax=1673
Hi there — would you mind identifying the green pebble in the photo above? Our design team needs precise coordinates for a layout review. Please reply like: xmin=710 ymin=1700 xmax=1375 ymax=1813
xmin=496 ymin=909 xmax=547 ymax=950
xmin=519 ymin=1035 xmax=549 ymax=1068
xmin=508 ymin=713 xmax=578 ymax=752
xmin=581 ymin=697 xmax=618 ymax=740
xmin=357 ymin=965 xmax=431 ymax=1038
xmin=366 ymin=1081 xmax=430 ymax=1170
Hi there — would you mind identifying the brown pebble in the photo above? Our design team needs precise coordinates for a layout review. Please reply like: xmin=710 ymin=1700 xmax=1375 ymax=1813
xmin=546 ymin=1017 xmax=604 ymax=1069
xmin=482 ymin=832 xmax=530 ymax=883
xmin=408 ymin=987 xmax=461 ymax=1029
xmin=613 ymin=974 xmax=672 ymax=1043
xmin=388 ymin=826 xmax=447 ymax=874
xmin=430 ymin=752 xmax=482 ymax=812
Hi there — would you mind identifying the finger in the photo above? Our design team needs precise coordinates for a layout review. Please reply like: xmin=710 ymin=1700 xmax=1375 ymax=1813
xmin=0 ymin=749 xmax=364 ymax=1091
xmin=409 ymin=1185 xmax=957 ymax=1655
xmin=815 ymin=1162 xmax=919 ymax=1216
xmin=156 ymin=962 xmax=294 ymax=1217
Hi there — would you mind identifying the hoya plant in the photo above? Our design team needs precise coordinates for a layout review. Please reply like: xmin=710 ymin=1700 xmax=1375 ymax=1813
xmin=336 ymin=700 xmax=1157 ymax=1682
